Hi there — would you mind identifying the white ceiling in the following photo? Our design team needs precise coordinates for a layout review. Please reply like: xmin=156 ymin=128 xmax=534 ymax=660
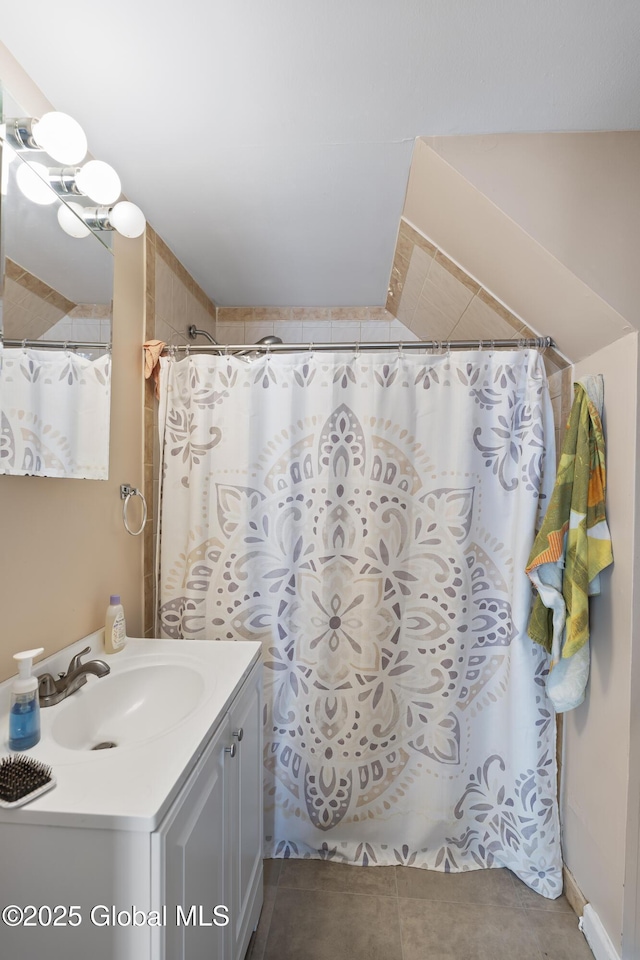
xmin=2 ymin=1 xmax=639 ymax=306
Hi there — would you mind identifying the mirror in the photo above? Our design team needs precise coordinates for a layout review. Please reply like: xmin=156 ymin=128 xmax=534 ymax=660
xmin=0 ymin=83 xmax=113 ymax=479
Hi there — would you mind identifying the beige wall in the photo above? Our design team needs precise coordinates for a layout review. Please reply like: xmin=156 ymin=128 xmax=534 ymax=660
xmin=423 ymin=133 xmax=640 ymax=328
xmin=0 ymin=232 xmax=146 ymax=682
xmin=403 ymin=139 xmax=633 ymax=364
xmin=561 ymin=332 xmax=639 ymax=952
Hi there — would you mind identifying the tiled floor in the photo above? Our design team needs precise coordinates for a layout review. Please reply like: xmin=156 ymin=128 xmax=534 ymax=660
xmin=245 ymin=859 xmax=594 ymax=960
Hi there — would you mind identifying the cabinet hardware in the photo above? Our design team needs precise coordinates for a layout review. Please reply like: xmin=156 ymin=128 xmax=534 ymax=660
xmin=233 ymin=728 xmax=244 ymax=741
xmin=225 ymin=743 xmax=237 ymax=758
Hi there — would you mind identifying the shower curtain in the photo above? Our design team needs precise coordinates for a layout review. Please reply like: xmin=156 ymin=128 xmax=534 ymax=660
xmin=157 ymin=348 xmax=562 ymax=897
xmin=0 ymin=347 xmax=111 ymax=478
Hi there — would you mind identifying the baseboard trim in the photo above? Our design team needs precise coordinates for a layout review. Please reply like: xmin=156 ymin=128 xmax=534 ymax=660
xmin=564 ymin=864 xmax=588 ymax=917
xmin=580 ymin=904 xmax=621 ymax=960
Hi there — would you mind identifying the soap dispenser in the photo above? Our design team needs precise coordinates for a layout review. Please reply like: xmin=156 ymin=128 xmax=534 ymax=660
xmin=9 ymin=648 xmax=44 ymax=751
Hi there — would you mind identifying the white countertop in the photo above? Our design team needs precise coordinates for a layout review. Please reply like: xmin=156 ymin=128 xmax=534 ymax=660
xmin=0 ymin=634 xmax=261 ymax=831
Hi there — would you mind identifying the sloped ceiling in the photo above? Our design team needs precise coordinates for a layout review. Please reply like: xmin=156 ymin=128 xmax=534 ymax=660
xmin=399 ymin=140 xmax=634 ymax=362
xmin=423 ymin=133 xmax=640 ymax=328
xmin=1 ymin=1 xmax=639 ymax=308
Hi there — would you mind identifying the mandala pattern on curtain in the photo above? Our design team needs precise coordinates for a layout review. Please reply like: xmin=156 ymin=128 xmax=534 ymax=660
xmin=158 ymin=349 xmax=562 ymax=897
xmin=0 ymin=348 xmax=111 ymax=478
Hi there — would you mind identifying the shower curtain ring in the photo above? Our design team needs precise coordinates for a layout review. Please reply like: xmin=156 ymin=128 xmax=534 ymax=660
xmin=354 ymin=341 xmax=360 ymax=357
xmin=21 ymin=338 xmax=27 ymax=353
xmin=398 ymin=341 xmax=403 ymax=357
xmin=308 ymin=341 xmax=314 ymax=352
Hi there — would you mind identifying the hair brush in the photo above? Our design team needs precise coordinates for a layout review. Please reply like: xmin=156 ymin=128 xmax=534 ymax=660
xmin=0 ymin=755 xmax=56 ymax=808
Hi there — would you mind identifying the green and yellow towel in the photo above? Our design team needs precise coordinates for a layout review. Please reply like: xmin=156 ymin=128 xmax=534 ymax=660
xmin=525 ymin=374 xmax=612 ymax=712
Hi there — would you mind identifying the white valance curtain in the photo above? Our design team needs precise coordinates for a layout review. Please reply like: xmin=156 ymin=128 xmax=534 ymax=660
xmin=0 ymin=348 xmax=111 ymax=479
xmin=157 ymin=348 xmax=562 ymax=897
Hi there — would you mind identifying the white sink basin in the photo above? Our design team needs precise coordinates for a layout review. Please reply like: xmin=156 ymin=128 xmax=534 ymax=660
xmin=50 ymin=663 xmax=205 ymax=750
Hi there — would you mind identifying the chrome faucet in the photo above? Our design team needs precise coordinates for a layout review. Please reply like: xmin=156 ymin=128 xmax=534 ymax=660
xmin=38 ymin=646 xmax=111 ymax=707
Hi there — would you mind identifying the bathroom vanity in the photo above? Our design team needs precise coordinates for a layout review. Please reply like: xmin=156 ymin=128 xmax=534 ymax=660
xmin=0 ymin=635 xmax=263 ymax=960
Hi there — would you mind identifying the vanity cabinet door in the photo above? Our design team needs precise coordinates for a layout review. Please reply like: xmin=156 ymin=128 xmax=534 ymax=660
xmin=227 ymin=662 xmax=264 ymax=960
xmin=152 ymin=716 xmax=231 ymax=960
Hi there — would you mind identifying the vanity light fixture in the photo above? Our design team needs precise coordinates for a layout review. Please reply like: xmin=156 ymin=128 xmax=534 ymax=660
xmin=58 ymin=200 xmax=146 ymax=239
xmin=7 ymin=112 xmax=87 ymax=165
xmin=49 ymin=160 xmax=122 ymax=205
xmin=4 ymin=109 xmax=145 ymax=239
xmin=18 ymin=159 xmax=122 ymax=206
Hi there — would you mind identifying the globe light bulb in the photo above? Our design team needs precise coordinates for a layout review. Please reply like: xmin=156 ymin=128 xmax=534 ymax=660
xmin=57 ymin=200 xmax=91 ymax=238
xmin=75 ymin=160 xmax=121 ymax=204
xmin=109 ymin=200 xmax=146 ymax=238
xmin=16 ymin=160 xmax=56 ymax=205
xmin=31 ymin=112 xmax=87 ymax=165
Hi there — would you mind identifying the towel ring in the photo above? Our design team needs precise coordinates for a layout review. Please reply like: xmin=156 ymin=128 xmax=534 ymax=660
xmin=120 ymin=483 xmax=147 ymax=536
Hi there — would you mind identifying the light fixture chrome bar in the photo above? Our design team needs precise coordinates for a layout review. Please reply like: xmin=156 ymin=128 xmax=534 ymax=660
xmin=4 ymin=117 xmax=38 ymax=150
xmin=163 ymin=336 xmax=554 ymax=354
xmin=81 ymin=207 xmax=115 ymax=231
xmin=47 ymin=167 xmax=83 ymax=196
xmin=2 ymin=338 xmax=110 ymax=350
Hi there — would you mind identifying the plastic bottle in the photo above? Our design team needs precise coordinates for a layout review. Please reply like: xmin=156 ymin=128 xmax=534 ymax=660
xmin=9 ymin=647 xmax=44 ymax=751
xmin=104 ymin=595 xmax=127 ymax=654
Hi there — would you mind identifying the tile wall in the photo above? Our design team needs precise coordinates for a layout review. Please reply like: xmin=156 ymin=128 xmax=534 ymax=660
xmin=386 ymin=219 xmax=569 ymax=376
xmin=42 ymin=303 xmax=112 ymax=345
xmin=215 ymin=306 xmax=408 ymax=347
xmin=3 ymin=258 xmax=76 ymax=340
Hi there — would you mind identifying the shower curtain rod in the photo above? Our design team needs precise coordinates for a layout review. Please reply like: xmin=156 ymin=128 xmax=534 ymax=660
xmin=162 ymin=336 xmax=553 ymax=354
xmin=2 ymin=338 xmax=110 ymax=350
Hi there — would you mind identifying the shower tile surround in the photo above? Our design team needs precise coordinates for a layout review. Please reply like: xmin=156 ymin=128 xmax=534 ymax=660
xmin=244 ymin=859 xmax=592 ymax=960
xmin=216 ymin=305 xmax=407 ymax=347
xmin=3 ymin=257 xmax=76 ymax=339
xmin=386 ymin=218 xmax=569 ymax=377
xmin=4 ymin=258 xmax=112 ymax=347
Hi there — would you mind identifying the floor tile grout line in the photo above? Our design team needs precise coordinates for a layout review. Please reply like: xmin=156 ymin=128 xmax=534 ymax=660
xmin=395 ymin=894 xmax=538 ymax=913
xmin=271 ymin=884 xmax=555 ymax=909
xmin=276 ymin=885 xmax=400 ymax=898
